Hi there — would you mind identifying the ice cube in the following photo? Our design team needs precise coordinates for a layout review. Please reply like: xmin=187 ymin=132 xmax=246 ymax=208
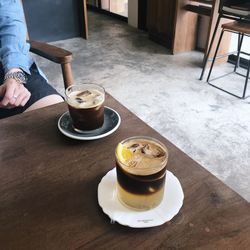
xmin=75 ymin=97 xmax=85 ymax=104
xmin=129 ymin=144 xmax=140 ymax=149
xmin=77 ymin=90 xmax=92 ymax=97
xmin=141 ymin=144 xmax=150 ymax=155
xmin=155 ymin=149 xmax=165 ymax=158
xmin=141 ymin=144 xmax=165 ymax=158
xmin=95 ymin=95 xmax=103 ymax=102
xmin=128 ymin=143 xmax=141 ymax=153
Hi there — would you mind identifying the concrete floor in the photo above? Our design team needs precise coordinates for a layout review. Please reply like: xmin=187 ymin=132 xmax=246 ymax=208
xmin=35 ymin=11 xmax=250 ymax=202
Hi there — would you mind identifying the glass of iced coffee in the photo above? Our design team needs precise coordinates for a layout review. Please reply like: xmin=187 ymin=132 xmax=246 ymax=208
xmin=65 ymin=83 xmax=105 ymax=132
xmin=115 ymin=136 xmax=168 ymax=211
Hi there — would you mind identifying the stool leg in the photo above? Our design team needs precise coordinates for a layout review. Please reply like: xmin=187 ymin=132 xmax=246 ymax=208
xmin=242 ymin=56 xmax=250 ymax=99
xmin=207 ymin=29 xmax=225 ymax=83
xmin=200 ymin=16 xmax=221 ymax=81
xmin=234 ymin=33 xmax=244 ymax=72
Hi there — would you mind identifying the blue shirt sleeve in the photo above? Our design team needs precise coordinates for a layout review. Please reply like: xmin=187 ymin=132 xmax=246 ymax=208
xmin=0 ymin=0 xmax=33 ymax=74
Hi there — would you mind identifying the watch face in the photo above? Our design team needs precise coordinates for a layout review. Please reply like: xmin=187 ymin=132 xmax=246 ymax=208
xmin=16 ymin=72 xmax=27 ymax=83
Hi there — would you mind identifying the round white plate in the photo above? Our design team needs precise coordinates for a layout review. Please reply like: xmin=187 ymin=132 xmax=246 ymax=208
xmin=57 ymin=106 xmax=121 ymax=140
xmin=98 ymin=168 xmax=184 ymax=228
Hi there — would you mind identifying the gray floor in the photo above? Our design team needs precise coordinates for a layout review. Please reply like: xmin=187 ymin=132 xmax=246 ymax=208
xmin=35 ymin=11 xmax=250 ymax=202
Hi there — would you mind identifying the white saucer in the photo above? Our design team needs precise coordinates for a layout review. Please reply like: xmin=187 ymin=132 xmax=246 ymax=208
xmin=57 ymin=106 xmax=121 ymax=140
xmin=98 ymin=168 xmax=184 ymax=228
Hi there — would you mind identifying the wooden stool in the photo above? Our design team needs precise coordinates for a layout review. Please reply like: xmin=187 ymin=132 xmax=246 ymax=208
xmin=207 ymin=21 xmax=250 ymax=99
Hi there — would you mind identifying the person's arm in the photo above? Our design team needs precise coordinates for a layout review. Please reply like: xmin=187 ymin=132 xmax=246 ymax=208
xmin=0 ymin=0 xmax=32 ymax=108
xmin=0 ymin=0 xmax=33 ymax=74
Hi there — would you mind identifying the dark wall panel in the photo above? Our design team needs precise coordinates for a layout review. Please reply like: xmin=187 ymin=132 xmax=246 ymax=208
xmin=23 ymin=0 xmax=83 ymax=42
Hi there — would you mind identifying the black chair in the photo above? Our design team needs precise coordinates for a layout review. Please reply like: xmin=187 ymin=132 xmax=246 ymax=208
xmin=199 ymin=0 xmax=250 ymax=81
xmin=206 ymin=20 xmax=250 ymax=99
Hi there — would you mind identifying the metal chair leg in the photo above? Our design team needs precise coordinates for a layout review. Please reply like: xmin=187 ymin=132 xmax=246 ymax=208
xmin=206 ymin=29 xmax=250 ymax=99
xmin=234 ymin=33 xmax=244 ymax=72
xmin=242 ymin=55 xmax=250 ymax=99
xmin=200 ymin=15 xmax=221 ymax=80
xmin=207 ymin=29 xmax=225 ymax=82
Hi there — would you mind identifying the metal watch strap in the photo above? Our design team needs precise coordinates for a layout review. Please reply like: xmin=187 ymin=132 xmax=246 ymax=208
xmin=4 ymin=71 xmax=28 ymax=84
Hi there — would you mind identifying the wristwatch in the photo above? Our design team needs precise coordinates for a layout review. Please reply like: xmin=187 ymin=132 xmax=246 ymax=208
xmin=4 ymin=71 xmax=28 ymax=84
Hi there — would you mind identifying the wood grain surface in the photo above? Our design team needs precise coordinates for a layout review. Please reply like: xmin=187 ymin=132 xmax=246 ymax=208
xmin=0 ymin=94 xmax=249 ymax=250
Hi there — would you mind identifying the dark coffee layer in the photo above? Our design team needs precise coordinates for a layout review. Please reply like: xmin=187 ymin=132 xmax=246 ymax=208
xmin=116 ymin=161 xmax=166 ymax=195
xmin=68 ymin=105 xmax=104 ymax=130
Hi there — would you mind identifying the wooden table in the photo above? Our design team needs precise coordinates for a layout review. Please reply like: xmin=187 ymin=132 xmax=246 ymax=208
xmin=0 ymin=95 xmax=249 ymax=249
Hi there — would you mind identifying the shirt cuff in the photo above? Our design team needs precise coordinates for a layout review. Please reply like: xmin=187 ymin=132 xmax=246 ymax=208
xmin=2 ymin=52 xmax=34 ymax=75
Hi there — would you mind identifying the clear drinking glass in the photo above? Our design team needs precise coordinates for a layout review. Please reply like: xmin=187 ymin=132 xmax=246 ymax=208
xmin=115 ymin=136 xmax=168 ymax=210
xmin=65 ymin=83 xmax=105 ymax=132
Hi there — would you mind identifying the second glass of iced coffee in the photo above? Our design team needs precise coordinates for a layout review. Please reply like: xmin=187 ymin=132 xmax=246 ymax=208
xmin=65 ymin=83 xmax=105 ymax=132
xmin=115 ymin=136 xmax=168 ymax=211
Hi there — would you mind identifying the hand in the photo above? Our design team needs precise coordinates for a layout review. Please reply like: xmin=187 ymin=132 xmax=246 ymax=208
xmin=0 ymin=78 xmax=31 ymax=109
